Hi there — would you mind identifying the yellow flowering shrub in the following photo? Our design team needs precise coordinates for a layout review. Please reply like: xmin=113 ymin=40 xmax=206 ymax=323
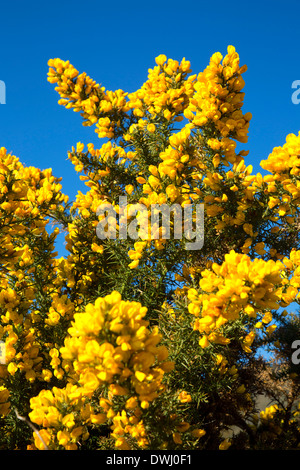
xmin=186 ymin=250 xmax=287 ymax=350
xmin=0 ymin=46 xmax=300 ymax=450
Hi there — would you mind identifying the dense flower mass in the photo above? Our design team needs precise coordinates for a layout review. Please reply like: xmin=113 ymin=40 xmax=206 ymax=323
xmin=61 ymin=291 xmax=173 ymax=400
xmin=28 ymin=292 xmax=174 ymax=449
xmin=185 ymin=250 xmax=300 ymax=350
xmin=0 ymin=47 xmax=300 ymax=450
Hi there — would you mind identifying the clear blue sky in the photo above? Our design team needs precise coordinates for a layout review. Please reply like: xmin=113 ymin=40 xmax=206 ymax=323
xmin=0 ymin=0 xmax=299 ymax=210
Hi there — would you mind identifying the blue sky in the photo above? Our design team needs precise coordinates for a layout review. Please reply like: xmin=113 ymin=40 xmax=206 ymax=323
xmin=0 ymin=0 xmax=299 ymax=223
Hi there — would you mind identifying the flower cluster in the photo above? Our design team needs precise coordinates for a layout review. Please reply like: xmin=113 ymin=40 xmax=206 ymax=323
xmin=187 ymin=250 xmax=286 ymax=349
xmin=24 ymin=290 xmax=175 ymax=450
xmin=0 ymin=147 xmax=67 ymax=269
xmin=61 ymin=291 xmax=172 ymax=382
xmin=48 ymin=58 xmax=129 ymax=135
xmin=259 ymin=132 xmax=300 ymax=218
xmin=184 ymin=46 xmax=252 ymax=164
xmin=28 ymin=383 xmax=90 ymax=450
xmin=127 ymin=54 xmax=194 ymax=121
xmin=0 ymin=386 xmax=10 ymax=417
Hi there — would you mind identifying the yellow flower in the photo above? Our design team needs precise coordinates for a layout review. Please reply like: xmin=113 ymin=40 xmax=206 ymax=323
xmin=176 ymin=422 xmax=190 ymax=432
xmin=262 ymin=311 xmax=273 ymax=324
xmin=125 ymin=184 xmax=134 ymax=195
xmin=172 ymin=432 xmax=182 ymax=445
xmin=70 ymin=426 xmax=84 ymax=439
xmin=254 ymin=242 xmax=266 ymax=255
xmin=155 ymin=54 xmax=167 ymax=66
xmin=147 ymin=123 xmax=156 ymax=133
xmin=7 ymin=362 xmax=18 ymax=375
xmin=135 ymin=371 xmax=147 ymax=382
xmin=242 ymin=331 xmax=255 ymax=353
xmin=0 ymin=387 xmax=10 ymax=416
xmin=91 ymin=243 xmax=104 ymax=254
xmin=178 ymin=391 xmax=192 ymax=403
xmin=199 ymin=335 xmax=209 ymax=348
xmin=76 ymin=142 xmax=84 ymax=153
xmin=109 ymin=384 xmax=129 ymax=396
xmin=79 ymin=371 xmax=100 ymax=395
xmin=57 ymin=430 xmax=71 ymax=447
xmin=219 ymin=439 xmax=232 ymax=450
xmin=266 ymin=324 xmax=277 ymax=335
xmin=163 ymin=109 xmax=172 ymax=120
xmin=125 ymin=397 xmax=138 ymax=409
xmin=191 ymin=428 xmax=206 ymax=438
xmin=136 ymin=176 xmax=147 ymax=184
xmin=128 ymin=259 xmax=139 ymax=269
xmin=90 ymin=413 xmax=107 ymax=424
xmin=62 ymin=413 xmax=75 ymax=428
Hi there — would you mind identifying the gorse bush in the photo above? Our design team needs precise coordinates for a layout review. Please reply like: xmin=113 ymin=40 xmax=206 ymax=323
xmin=0 ymin=46 xmax=300 ymax=450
